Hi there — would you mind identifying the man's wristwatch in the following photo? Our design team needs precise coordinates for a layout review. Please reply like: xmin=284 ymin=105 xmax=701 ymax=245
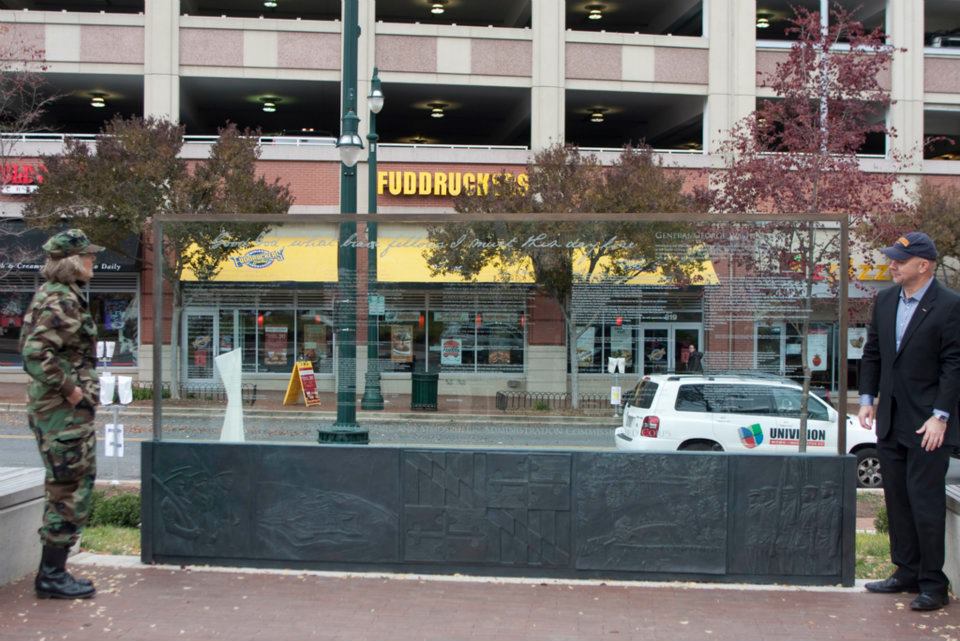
xmin=934 ymin=414 xmax=948 ymax=424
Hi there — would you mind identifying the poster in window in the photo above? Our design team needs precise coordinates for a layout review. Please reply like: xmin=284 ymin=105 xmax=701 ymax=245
xmin=441 ymin=337 xmax=462 ymax=366
xmin=576 ymin=326 xmax=596 ymax=366
xmin=0 ymin=294 xmax=24 ymax=329
xmin=302 ymin=323 xmax=326 ymax=361
xmin=807 ymin=331 xmax=828 ymax=371
xmin=847 ymin=327 xmax=867 ymax=360
xmin=264 ymin=325 xmax=289 ymax=366
xmin=390 ymin=325 xmax=413 ymax=363
xmin=103 ymin=298 xmax=128 ymax=331
xmin=610 ymin=325 xmax=633 ymax=367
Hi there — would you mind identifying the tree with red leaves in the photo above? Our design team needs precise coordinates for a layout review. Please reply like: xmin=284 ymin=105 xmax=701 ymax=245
xmin=705 ymin=6 xmax=909 ymax=450
xmin=0 ymin=25 xmax=57 ymax=271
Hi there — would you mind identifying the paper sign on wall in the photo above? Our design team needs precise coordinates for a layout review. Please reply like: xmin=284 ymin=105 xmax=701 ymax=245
xmin=283 ymin=360 xmax=321 ymax=407
xmin=847 ymin=327 xmax=867 ymax=360
xmin=807 ymin=331 xmax=829 ymax=371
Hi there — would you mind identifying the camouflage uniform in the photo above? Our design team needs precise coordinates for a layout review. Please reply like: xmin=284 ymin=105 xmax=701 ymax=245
xmin=20 ymin=230 xmax=103 ymax=549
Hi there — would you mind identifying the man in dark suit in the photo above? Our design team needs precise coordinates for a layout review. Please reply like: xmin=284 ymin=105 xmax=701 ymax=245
xmin=859 ymin=231 xmax=960 ymax=611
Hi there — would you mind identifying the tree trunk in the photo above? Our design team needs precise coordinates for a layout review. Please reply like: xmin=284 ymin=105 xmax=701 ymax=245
xmin=168 ymin=282 xmax=182 ymax=400
xmin=798 ymin=226 xmax=816 ymax=453
xmin=563 ymin=303 xmax=580 ymax=410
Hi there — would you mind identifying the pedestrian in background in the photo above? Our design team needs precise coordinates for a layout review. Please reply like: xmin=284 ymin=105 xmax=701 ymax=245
xmin=20 ymin=229 xmax=104 ymax=600
xmin=859 ymin=231 xmax=960 ymax=611
xmin=685 ymin=344 xmax=704 ymax=374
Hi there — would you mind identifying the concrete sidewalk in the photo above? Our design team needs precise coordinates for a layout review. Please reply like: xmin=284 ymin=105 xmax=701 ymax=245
xmin=0 ymin=554 xmax=954 ymax=641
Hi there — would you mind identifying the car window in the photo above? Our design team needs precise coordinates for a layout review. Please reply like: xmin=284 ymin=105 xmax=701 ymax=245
xmin=713 ymin=384 xmax=774 ymax=416
xmin=771 ymin=388 xmax=803 ymax=418
xmin=627 ymin=380 xmax=658 ymax=409
xmin=770 ymin=388 xmax=830 ymax=421
xmin=806 ymin=395 xmax=830 ymax=421
xmin=675 ymin=384 xmax=710 ymax=412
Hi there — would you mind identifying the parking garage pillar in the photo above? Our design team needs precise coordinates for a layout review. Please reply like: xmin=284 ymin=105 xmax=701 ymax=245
xmin=144 ymin=0 xmax=180 ymax=122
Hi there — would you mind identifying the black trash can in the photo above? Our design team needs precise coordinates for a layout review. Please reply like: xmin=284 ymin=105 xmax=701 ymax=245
xmin=411 ymin=368 xmax=439 ymax=411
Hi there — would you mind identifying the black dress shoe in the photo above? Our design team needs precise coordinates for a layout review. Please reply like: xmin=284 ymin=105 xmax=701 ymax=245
xmin=864 ymin=577 xmax=920 ymax=594
xmin=910 ymin=592 xmax=950 ymax=611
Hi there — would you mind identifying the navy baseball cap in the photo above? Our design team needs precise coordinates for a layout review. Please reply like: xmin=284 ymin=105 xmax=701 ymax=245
xmin=880 ymin=231 xmax=938 ymax=261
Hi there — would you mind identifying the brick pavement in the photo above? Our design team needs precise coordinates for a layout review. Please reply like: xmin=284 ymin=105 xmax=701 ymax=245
xmin=0 ymin=555 xmax=955 ymax=641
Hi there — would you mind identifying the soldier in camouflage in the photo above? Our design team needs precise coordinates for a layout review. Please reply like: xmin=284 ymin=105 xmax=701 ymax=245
xmin=20 ymin=229 xmax=104 ymax=600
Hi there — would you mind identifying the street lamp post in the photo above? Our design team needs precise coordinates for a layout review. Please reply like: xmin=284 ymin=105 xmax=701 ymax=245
xmin=361 ymin=67 xmax=385 ymax=410
xmin=319 ymin=0 xmax=368 ymax=443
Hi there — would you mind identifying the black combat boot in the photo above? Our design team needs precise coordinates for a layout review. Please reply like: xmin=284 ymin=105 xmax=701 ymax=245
xmin=35 ymin=545 xmax=96 ymax=599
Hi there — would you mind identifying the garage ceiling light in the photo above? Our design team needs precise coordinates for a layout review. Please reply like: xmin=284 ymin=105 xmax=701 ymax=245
xmin=756 ymin=13 xmax=771 ymax=29
xmin=264 ymin=0 xmax=277 ymax=7
xmin=590 ymin=108 xmax=606 ymax=123
xmin=587 ymin=4 xmax=604 ymax=20
xmin=431 ymin=0 xmax=447 ymax=15
xmin=429 ymin=102 xmax=446 ymax=118
xmin=90 ymin=93 xmax=106 ymax=108
xmin=262 ymin=97 xmax=279 ymax=112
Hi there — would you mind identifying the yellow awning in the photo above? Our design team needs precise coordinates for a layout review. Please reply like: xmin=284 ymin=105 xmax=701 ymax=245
xmin=575 ymin=252 xmax=720 ymax=286
xmin=376 ymin=224 xmax=719 ymax=286
xmin=181 ymin=224 xmax=339 ymax=283
xmin=375 ymin=224 xmax=535 ymax=283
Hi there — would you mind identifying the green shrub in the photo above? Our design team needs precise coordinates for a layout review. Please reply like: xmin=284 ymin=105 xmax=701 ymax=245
xmin=534 ymin=400 xmax=550 ymax=411
xmin=132 ymin=386 xmax=170 ymax=401
xmin=874 ymin=506 xmax=888 ymax=534
xmin=90 ymin=492 xmax=141 ymax=528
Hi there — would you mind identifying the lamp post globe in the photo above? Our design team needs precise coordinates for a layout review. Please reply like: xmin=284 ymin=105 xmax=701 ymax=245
xmin=336 ymin=109 xmax=364 ymax=167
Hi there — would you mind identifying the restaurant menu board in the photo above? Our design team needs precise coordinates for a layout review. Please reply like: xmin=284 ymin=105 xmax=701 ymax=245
xmin=847 ymin=327 xmax=867 ymax=360
xmin=283 ymin=360 xmax=321 ymax=407
xmin=807 ymin=331 xmax=828 ymax=371
xmin=264 ymin=325 xmax=288 ymax=366
xmin=391 ymin=325 xmax=413 ymax=363
xmin=441 ymin=337 xmax=462 ymax=365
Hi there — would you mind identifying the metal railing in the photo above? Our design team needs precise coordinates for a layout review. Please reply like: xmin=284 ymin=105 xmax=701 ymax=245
xmin=495 ymin=390 xmax=610 ymax=414
xmin=135 ymin=381 xmax=258 ymax=405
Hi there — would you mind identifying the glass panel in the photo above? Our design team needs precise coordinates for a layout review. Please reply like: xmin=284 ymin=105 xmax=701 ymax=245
xmin=151 ymin=216 xmax=845 ymax=449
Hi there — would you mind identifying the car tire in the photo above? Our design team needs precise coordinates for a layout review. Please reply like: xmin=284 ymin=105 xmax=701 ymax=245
xmin=856 ymin=447 xmax=883 ymax=489
xmin=679 ymin=441 xmax=722 ymax=452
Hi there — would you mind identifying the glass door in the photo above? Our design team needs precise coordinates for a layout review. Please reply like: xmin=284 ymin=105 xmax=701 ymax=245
xmin=640 ymin=323 xmax=703 ymax=375
xmin=183 ymin=309 xmax=217 ymax=383
xmin=673 ymin=325 xmax=703 ymax=373
xmin=641 ymin=326 xmax=670 ymax=374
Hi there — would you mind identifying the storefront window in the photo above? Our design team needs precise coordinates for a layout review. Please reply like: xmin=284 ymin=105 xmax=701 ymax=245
xmin=297 ymin=309 xmax=333 ymax=374
xmin=0 ymin=291 xmax=30 ymax=367
xmin=258 ymin=310 xmax=294 ymax=374
xmin=432 ymin=311 xmax=524 ymax=373
xmin=90 ymin=293 xmax=138 ymax=367
xmin=379 ymin=310 xmax=424 ymax=373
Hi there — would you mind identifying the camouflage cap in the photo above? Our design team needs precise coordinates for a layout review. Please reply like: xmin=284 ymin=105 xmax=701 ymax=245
xmin=42 ymin=229 xmax=105 ymax=259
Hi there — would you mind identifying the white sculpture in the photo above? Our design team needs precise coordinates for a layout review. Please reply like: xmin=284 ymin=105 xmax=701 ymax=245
xmin=215 ymin=348 xmax=245 ymax=442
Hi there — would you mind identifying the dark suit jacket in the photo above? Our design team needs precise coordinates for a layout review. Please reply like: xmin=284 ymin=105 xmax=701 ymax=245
xmin=859 ymin=279 xmax=960 ymax=446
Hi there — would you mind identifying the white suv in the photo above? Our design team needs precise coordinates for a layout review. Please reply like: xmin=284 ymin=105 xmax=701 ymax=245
xmin=615 ymin=374 xmax=881 ymax=488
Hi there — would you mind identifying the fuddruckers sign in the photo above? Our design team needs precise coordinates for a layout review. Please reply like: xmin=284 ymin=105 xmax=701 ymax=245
xmin=377 ymin=170 xmax=528 ymax=197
